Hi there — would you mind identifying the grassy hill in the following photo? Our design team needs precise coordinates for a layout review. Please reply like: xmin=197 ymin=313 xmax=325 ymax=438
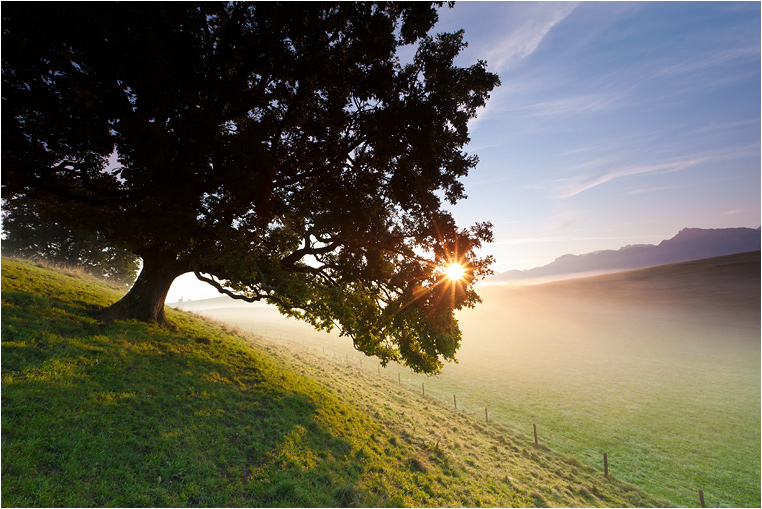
xmin=1 ymin=257 xmax=665 ymax=507
xmin=178 ymin=252 xmax=761 ymax=508
xmin=453 ymin=252 xmax=761 ymax=508
xmin=527 ymin=250 xmax=760 ymax=320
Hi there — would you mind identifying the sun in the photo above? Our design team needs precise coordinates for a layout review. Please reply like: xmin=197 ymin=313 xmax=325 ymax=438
xmin=442 ymin=262 xmax=467 ymax=281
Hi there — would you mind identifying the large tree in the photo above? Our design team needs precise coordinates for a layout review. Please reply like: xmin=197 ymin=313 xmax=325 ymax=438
xmin=2 ymin=2 xmax=500 ymax=374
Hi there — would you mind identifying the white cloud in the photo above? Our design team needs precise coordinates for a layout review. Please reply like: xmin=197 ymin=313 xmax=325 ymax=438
xmin=626 ymin=183 xmax=696 ymax=195
xmin=545 ymin=209 xmax=586 ymax=233
xmin=518 ymin=91 xmax=623 ymax=119
xmin=463 ymin=3 xmax=579 ymax=132
xmin=552 ymin=140 xmax=760 ymax=199
xmin=690 ymin=117 xmax=761 ymax=135
xmin=556 ymin=156 xmax=709 ymax=199
xmin=654 ymin=46 xmax=760 ymax=79
xmin=484 ymin=2 xmax=579 ymax=71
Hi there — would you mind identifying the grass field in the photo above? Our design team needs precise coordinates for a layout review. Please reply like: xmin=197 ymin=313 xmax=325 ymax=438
xmin=2 ymin=257 xmax=664 ymax=507
xmin=181 ymin=252 xmax=761 ymax=508
xmin=444 ymin=253 xmax=761 ymax=508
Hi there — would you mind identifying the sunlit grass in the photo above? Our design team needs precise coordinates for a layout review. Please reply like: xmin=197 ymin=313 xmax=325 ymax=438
xmin=1 ymin=257 xmax=665 ymax=507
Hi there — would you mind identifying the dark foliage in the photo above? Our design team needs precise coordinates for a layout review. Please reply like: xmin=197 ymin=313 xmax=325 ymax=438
xmin=2 ymin=195 xmax=140 ymax=286
xmin=2 ymin=2 xmax=500 ymax=373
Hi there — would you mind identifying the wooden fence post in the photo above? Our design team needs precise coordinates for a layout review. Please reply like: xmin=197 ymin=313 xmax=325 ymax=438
xmin=422 ymin=382 xmax=425 ymax=396
xmin=698 ymin=489 xmax=705 ymax=508
xmin=603 ymin=452 xmax=609 ymax=477
xmin=453 ymin=394 xmax=457 ymax=410
xmin=533 ymin=424 xmax=538 ymax=446
xmin=485 ymin=407 xmax=489 ymax=422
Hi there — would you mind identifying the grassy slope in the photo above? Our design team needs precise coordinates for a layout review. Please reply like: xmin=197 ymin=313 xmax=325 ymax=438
xmin=534 ymin=251 xmax=760 ymax=317
xmin=454 ymin=252 xmax=761 ymax=508
xmin=1 ymin=257 xmax=663 ymax=507
xmin=181 ymin=252 xmax=761 ymax=508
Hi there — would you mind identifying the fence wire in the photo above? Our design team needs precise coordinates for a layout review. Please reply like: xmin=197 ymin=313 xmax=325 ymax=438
xmin=255 ymin=332 xmax=714 ymax=508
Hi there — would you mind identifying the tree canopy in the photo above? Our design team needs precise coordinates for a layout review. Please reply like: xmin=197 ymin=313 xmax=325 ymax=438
xmin=2 ymin=2 xmax=500 ymax=374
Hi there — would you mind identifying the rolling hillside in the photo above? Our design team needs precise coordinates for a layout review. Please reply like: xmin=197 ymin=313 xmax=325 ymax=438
xmin=1 ymin=258 xmax=663 ymax=507
xmin=452 ymin=251 xmax=761 ymax=508
xmin=484 ymin=250 xmax=760 ymax=322
xmin=181 ymin=252 xmax=761 ymax=507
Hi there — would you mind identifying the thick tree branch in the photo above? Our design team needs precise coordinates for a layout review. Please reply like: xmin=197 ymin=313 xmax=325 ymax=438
xmin=193 ymin=271 xmax=297 ymax=310
xmin=194 ymin=271 xmax=264 ymax=302
xmin=288 ymin=263 xmax=340 ymax=286
xmin=281 ymin=240 xmax=339 ymax=267
xmin=273 ymin=135 xmax=365 ymax=188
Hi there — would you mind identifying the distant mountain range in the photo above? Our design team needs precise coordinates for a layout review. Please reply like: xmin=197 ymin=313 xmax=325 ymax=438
xmin=486 ymin=227 xmax=761 ymax=283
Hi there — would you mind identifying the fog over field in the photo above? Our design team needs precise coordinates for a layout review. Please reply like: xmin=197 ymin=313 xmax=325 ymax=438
xmin=453 ymin=252 xmax=760 ymax=506
xmin=172 ymin=252 xmax=760 ymax=506
xmin=458 ymin=251 xmax=759 ymax=394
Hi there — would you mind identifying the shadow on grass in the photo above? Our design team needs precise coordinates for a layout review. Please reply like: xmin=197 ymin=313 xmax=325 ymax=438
xmin=1 ymin=279 xmax=377 ymax=507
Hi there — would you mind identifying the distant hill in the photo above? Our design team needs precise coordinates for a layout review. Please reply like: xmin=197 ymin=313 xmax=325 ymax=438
xmin=487 ymin=227 xmax=761 ymax=283
xmin=532 ymin=250 xmax=760 ymax=318
xmin=478 ymin=250 xmax=760 ymax=321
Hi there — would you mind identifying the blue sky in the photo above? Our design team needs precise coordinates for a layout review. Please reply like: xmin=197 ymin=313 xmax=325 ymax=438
xmin=436 ymin=1 xmax=760 ymax=272
xmin=168 ymin=1 xmax=760 ymax=301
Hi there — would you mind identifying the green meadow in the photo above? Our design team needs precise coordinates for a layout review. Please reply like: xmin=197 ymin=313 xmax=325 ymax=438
xmin=184 ymin=252 xmax=761 ymax=508
xmin=2 ymin=257 xmax=664 ymax=507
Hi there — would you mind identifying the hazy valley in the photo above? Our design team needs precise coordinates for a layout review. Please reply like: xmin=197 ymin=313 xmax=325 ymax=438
xmin=175 ymin=251 xmax=761 ymax=507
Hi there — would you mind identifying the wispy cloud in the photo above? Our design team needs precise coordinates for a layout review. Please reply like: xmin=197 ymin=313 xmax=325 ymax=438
xmin=484 ymin=2 xmax=579 ymax=72
xmin=464 ymin=2 xmax=580 ymax=132
xmin=626 ymin=183 xmax=696 ymax=195
xmin=690 ymin=117 xmax=761 ymax=135
xmin=553 ymin=139 xmax=760 ymax=199
xmin=555 ymin=156 xmax=709 ymax=199
xmin=518 ymin=91 xmax=623 ymax=119
xmin=654 ymin=46 xmax=760 ymax=79
xmin=545 ymin=209 xmax=586 ymax=233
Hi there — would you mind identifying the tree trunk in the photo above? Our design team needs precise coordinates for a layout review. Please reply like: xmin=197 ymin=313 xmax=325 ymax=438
xmin=100 ymin=249 xmax=187 ymax=326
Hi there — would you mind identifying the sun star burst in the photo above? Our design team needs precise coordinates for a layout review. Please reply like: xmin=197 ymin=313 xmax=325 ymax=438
xmin=443 ymin=262 xmax=467 ymax=281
